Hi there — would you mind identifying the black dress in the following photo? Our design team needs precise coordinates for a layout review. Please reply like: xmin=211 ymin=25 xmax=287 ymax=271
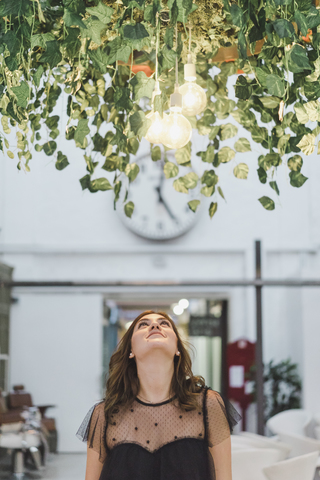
xmin=76 ymin=386 xmax=241 ymax=480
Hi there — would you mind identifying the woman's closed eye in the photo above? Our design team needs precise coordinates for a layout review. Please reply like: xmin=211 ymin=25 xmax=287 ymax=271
xmin=138 ymin=320 xmax=170 ymax=328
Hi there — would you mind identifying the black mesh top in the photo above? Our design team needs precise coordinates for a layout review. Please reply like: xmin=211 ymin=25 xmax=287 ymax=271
xmin=76 ymin=386 xmax=241 ymax=480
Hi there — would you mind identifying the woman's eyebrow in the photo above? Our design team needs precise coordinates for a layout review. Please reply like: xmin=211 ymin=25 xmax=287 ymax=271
xmin=138 ymin=317 xmax=168 ymax=323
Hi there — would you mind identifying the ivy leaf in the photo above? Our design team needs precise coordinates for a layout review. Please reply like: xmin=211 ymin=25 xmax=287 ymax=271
xmin=287 ymin=45 xmax=311 ymax=73
xmin=11 ymin=81 xmax=30 ymax=109
xmin=89 ymin=48 xmax=109 ymax=74
xmin=151 ymin=146 xmax=162 ymax=161
xmin=233 ymin=163 xmax=249 ymax=179
xmin=304 ymin=101 xmax=320 ymax=122
xmin=217 ymin=146 xmax=235 ymax=163
xmin=237 ymin=30 xmax=247 ymax=59
xmin=124 ymin=23 xmax=149 ymax=40
xmin=258 ymin=196 xmax=275 ymax=210
xmin=266 ymin=74 xmax=285 ymax=97
xmin=220 ymin=123 xmax=238 ymax=141
xmin=31 ymin=34 xmax=46 ymax=50
xmin=277 ymin=134 xmax=290 ymax=156
xmin=114 ymin=87 xmax=133 ymax=111
xmin=270 ymin=181 xmax=280 ymax=195
xmin=39 ymin=41 xmax=62 ymax=68
xmin=257 ymin=166 xmax=267 ymax=184
xmin=167 ymin=0 xmax=177 ymax=24
xmin=0 ymin=0 xmax=30 ymax=15
xmin=55 ymin=151 xmax=69 ymax=171
xmin=209 ymin=202 xmax=218 ymax=218
xmin=182 ymin=172 xmax=198 ymax=189
xmin=130 ymin=71 xmax=155 ymax=101
xmin=231 ymin=109 xmax=255 ymax=127
xmin=33 ymin=65 xmax=44 ymax=88
xmin=81 ymin=17 xmax=106 ymax=45
xmin=218 ymin=186 xmax=225 ymax=201
xmin=289 ymin=171 xmax=308 ymax=188
xmin=234 ymin=138 xmax=251 ymax=152
xmin=125 ymin=163 xmax=140 ymax=182
xmin=294 ymin=103 xmax=309 ymax=124
xmin=63 ymin=10 xmax=87 ymax=28
xmin=106 ymin=37 xmax=131 ymax=64
xmin=273 ymin=19 xmax=295 ymax=38
xmin=80 ymin=174 xmax=90 ymax=190
xmin=188 ymin=199 xmax=200 ymax=212
xmin=74 ymin=119 xmax=90 ymax=149
xmin=259 ymin=96 xmax=281 ymax=109
xmin=201 ymin=185 xmax=215 ymax=197
xmin=164 ymin=162 xmax=179 ymax=179
xmin=287 ymin=155 xmax=303 ymax=172
xmin=86 ymin=3 xmax=113 ymax=23
xmin=173 ymin=178 xmax=189 ymax=193
xmin=294 ymin=10 xmax=308 ymax=36
xmin=175 ymin=142 xmax=191 ymax=166
xmin=297 ymin=134 xmax=315 ymax=155
xmin=62 ymin=28 xmax=81 ymax=59
xmin=1 ymin=116 xmax=11 ymax=134
xmin=306 ymin=5 xmax=320 ymax=29
xmin=230 ymin=4 xmax=244 ymax=28
xmin=129 ymin=111 xmax=151 ymax=139
xmin=43 ymin=141 xmax=57 ymax=156
xmin=235 ymin=75 xmax=251 ymax=100
xmin=124 ymin=201 xmax=135 ymax=218
xmin=158 ymin=45 xmax=177 ymax=71
xmin=201 ymin=170 xmax=219 ymax=187
xmin=90 ymin=178 xmax=113 ymax=192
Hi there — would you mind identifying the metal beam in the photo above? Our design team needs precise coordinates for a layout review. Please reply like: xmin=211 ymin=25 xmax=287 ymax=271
xmin=1 ymin=280 xmax=320 ymax=288
xmin=255 ymin=240 xmax=264 ymax=435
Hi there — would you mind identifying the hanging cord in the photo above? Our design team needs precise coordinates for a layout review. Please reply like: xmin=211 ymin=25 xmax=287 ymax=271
xmin=175 ymin=23 xmax=178 ymax=86
xmin=188 ymin=24 xmax=191 ymax=54
xmin=155 ymin=13 xmax=159 ymax=82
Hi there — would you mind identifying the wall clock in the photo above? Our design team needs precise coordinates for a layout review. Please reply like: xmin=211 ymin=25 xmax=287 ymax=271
xmin=117 ymin=152 xmax=201 ymax=240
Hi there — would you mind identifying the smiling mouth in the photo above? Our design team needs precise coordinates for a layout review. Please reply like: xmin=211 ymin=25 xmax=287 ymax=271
xmin=147 ymin=332 xmax=164 ymax=338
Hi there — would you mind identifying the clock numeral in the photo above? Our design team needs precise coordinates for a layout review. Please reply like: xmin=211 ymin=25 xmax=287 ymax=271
xmin=157 ymin=222 xmax=163 ymax=230
xmin=142 ymin=215 xmax=149 ymax=222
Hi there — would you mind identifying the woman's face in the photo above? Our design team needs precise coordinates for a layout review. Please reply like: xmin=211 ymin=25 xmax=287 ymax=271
xmin=131 ymin=313 xmax=178 ymax=360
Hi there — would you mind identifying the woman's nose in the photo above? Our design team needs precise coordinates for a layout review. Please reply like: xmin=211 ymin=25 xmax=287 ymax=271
xmin=151 ymin=324 xmax=160 ymax=330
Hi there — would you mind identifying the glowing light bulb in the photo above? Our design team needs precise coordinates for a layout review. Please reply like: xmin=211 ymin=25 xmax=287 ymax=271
xmin=160 ymin=85 xmax=192 ymax=150
xmin=179 ymin=54 xmax=207 ymax=116
xmin=179 ymin=299 xmax=189 ymax=309
xmin=144 ymin=110 xmax=166 ymax=144
xmin=144 ymin=80 xmax=166 ymax=144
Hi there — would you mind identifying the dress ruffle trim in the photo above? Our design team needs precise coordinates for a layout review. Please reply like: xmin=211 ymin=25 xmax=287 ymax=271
xmin=76 ymin=400 xmax=104 ymax=443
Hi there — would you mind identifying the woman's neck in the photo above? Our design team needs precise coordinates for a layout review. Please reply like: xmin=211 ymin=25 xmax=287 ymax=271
xmin=136 ymin=354 xmax=174 ymax=403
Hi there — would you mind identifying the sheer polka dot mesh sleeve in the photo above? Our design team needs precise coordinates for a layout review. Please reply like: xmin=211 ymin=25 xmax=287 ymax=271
xmin=204 ymin=388 xmax=242 ymax=448
xmin=76 ymin=401 xmax=108 ymax=463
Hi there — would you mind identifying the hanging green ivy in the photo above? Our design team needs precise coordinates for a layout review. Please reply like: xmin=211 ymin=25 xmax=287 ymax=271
xmin=0 ymin=0 xmax=319 ymax=219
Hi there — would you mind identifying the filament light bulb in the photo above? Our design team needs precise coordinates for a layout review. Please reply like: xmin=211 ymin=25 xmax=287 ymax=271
xmin=144 ymin=81 xmax=166 ymax=144
xmin=145 ymin=110 xmax=166 ymax=144
xmin=160 ymin=85 xmax=192 ymax=150
xmin=179 ymin=54 xmax=207 ymax=116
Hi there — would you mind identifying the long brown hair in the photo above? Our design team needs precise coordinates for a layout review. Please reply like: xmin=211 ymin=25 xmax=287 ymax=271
xmin=104 ymin=310 xmax=205 ymax=422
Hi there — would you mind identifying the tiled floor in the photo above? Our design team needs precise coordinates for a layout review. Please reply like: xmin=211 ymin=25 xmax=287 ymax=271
xmin=0 ymin=453 xmax=86 ymax=480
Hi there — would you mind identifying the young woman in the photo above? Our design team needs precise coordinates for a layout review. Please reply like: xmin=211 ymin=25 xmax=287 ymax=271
xmin=77 ymin=310 xmax=241 ymax=480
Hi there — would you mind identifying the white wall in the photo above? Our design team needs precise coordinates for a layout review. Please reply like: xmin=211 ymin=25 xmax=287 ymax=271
xmin=1 ymin=72 xmax=320 ymax=449
xmin=9 ymin=293 xmax=102 ymax=452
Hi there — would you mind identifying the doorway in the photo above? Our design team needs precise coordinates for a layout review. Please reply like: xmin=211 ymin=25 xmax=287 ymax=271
xmin=101 ymin=296 xmax=228 ymax=396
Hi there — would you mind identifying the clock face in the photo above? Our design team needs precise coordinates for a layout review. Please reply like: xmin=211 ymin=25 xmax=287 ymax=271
xmin=117 ymin=153 xmax=201 ymax=240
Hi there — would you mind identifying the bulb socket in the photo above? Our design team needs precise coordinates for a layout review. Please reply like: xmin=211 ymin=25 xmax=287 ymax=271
xmin=184 ymin=63 xmax=196 ymax=81
xmin=170 ymin=84 xmax=182 ymax=108
xmin=151 ymin=80 xmax=161 ymax=103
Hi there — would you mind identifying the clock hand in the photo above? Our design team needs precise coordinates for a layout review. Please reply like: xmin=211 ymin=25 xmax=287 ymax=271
xmin=155 ymin=184 xmax=178 ymax=222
